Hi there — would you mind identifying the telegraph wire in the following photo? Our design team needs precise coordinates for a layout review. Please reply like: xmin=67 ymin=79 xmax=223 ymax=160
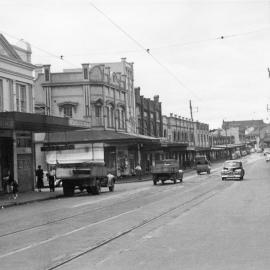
xmin=0 ymin=30 xmax=77 ymax=67
xmin=88 ymin=1 xmax=202 ymax=101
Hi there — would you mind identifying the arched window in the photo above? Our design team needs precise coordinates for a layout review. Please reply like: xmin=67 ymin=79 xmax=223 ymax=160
xmin=121 ymin=109 xmax=125 ymax=129
xmin=164 ymin=129 xmax=167 ymax=138
xmin=110 ymin=106 xmax=114 ymax=127
xmin=106 ymin=107 xmax=110 ymax=126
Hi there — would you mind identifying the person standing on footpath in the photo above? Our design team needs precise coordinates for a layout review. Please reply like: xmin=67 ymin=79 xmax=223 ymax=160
xmin=11 ymin=179 xmax=18 ymax=199
xmin=47 ymin=170 xmax=55 ymax=192
xmin=135 ymin=164 xmax=142 ymax=180
xmin=35 ymin=165 xmax=44 ymax=192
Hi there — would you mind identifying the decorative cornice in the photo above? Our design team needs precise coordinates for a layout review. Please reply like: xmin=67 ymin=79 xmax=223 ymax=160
xmin=0 ymin=55 xmax=35 ymax=70
xmin=0 ymin=67 xmax=34 ymax=81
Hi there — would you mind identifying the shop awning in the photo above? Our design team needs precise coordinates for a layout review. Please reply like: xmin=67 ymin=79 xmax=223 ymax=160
xmin=44 ymin=130 xmax=160 ymax=145
xmin=0 ymin=112 xmax=90 ymax=132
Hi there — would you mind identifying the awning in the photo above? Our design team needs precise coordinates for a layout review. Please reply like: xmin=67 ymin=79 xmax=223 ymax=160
xmin=44 ymin=130 xmax=160 ymax=145
xmin=0 ymin=112 xmax=90 ymax=132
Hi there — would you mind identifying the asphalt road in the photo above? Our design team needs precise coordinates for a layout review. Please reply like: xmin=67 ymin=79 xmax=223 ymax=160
xmin=0 ymin=153 xmax=268 ymax=270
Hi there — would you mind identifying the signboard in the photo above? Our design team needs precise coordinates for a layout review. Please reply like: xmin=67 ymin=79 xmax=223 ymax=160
xmin=41 ymin=144 xmax=75 ymax=152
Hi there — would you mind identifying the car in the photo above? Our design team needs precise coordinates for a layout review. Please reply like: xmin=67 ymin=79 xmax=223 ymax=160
xmin=265 ymin=152 xmax=270 ymax=162
xmin=221 ymin=160 xmax=245 ymax=181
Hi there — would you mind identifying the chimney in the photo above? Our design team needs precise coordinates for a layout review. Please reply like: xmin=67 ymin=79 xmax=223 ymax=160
xmin=153 ymin=95 xmax=159 ymax=102
xmin=43 ymin=64 xmax=51 ymax=82
xmin=82 ymin=63 xmax=89 ymax=80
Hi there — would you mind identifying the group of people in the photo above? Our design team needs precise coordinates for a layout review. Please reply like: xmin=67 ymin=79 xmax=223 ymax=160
xmin=2 ymin=170 xmax=18 ymax=199
xmin=35 ymin=165 xmax=55 ymax=192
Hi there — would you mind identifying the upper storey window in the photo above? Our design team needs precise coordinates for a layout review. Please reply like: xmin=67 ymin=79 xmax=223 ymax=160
xmin=16 ymin=84 xmax=27 ymax=112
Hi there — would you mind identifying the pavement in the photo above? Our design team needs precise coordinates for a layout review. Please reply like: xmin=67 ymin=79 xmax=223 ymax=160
xmin=0 ymin=174 xmax=154 ymax=208
xmin=0 ymin=167 xmax=208 ymax=209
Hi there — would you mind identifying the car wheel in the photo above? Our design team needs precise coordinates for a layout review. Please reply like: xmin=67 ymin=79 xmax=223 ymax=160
xmin=222 ymin=177 xmax=225 ymax=181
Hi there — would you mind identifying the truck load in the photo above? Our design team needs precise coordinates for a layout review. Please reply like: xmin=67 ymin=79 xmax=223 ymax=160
xmin=46 ymin=143 xmax=116 ymax=196
xmin=151 ymin=159 xmax=183 ymax=185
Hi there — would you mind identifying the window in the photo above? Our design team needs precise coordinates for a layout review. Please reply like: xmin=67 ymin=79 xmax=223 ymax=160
xmin=63 ymin=104 xmax=73 ymax=118
xmin=0 ymin=79 xmax=3 ymax=112
xmin=16 ymin=84 xmax=27 ymax=112
xmin=45 ymin=69 xmax=50 ymax=81
xmin=95 ymin=105 xmax=101 ymax=117
xmin=164 ymin=129 xmax=167 ymax=138
xmin=106 ymin=107 xmax=110 ymax=126
xmin=121 ymin=109 xmax=125 ymax=129
xmin=83 ymin=68 xmax=88 ymax=80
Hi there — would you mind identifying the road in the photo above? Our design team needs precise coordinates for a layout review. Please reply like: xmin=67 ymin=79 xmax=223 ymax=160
xmin=0 ymin=153 xmax=269 ymax=270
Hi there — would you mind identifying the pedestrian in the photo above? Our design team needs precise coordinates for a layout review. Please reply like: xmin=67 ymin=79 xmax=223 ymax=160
xmin=2 ymin=170 xmax=12 ymax=194
xmin=11 ymin=179 xmax=18 ymax=199
xmin=135 ymin=164 xmax=142 ymax=180
xmin=35 ymin=165 xmax=44 ymax=192
xmin=47 ymin=170 xmax=55 ymax=192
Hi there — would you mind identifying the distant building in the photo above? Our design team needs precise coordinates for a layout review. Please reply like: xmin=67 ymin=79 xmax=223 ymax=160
xmin=135 ymin=87 xmax=162 ymax=137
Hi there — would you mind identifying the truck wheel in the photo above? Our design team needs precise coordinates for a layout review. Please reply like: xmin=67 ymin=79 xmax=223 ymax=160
xmin=92 ymin=181 xmax=101 ymax=195
xmin=63 ymin=182 xmax=74 ymax=197
xmin=173 ymin=176 xmax=177 ymax=184
xmin=153 ymin=179 xmax=157 ymax=185
xmin=86 ymin=187 xmax=92 ymax=194
xmin=109 ymin=181 xmax=115 ymax=192
xmin=79 ymin=186 xmax=84 ymax=192
xmin=207 ymin=170 xmax=210 ymax=174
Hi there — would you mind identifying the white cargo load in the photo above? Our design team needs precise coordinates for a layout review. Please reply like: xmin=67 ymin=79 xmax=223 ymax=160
xmin=46 ymin=143 xmax=104 ymax=165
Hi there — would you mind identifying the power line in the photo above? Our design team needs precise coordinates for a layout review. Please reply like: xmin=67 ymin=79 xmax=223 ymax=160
xmin=0 ymin=30 xmax=77 ymax=67
xmin=88 ymin=1 xmax=202 ymax=101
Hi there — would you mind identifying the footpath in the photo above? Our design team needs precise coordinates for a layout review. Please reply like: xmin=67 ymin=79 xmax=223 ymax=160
xmin=0 ymin=163 xmax=223 ymax=209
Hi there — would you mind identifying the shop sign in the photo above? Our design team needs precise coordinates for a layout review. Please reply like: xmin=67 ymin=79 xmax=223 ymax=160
xmin=41 ymin=144 xmax=75 ymax=151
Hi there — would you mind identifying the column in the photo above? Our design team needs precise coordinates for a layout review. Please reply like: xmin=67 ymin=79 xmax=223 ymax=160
xmin=12 ymin=131 xmax=18 ymax=183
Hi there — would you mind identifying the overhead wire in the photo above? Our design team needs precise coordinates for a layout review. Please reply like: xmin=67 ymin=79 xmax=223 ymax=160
xmin=0 ymin=30 xmax=77 ymax=67
xmin=88 ymin=1 xmax=203 ymax=101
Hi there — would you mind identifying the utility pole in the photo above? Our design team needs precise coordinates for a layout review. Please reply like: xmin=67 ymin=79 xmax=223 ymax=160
xmin=189 ymin=100 xmax=198 ymax=121
xmin=189 ymin=100 xmax=193 ymax=121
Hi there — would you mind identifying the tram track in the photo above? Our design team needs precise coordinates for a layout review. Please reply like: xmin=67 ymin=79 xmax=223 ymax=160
xmin=47 ymin=180 xmax=227 ymax=270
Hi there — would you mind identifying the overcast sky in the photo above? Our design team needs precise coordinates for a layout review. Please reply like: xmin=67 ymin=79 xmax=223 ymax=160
xmin=2 ymin=0 xmax=270 ymax=128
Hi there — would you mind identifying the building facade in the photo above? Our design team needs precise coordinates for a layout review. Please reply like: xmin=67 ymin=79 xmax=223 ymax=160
xmin=0 ymin=34 xmax=35 ymax=191
xmin=135 ymin=87 xmax=162 ymax=137
xmin=34 ymin=59 xmax=153 ymax=177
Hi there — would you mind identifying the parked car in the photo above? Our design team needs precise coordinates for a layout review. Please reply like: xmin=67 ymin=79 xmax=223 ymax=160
xmin=221 ymin=160 xmax=245 ymax=181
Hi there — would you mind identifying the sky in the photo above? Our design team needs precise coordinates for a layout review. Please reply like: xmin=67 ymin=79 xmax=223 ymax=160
xmin=2 ymin=0 xmax=270 ymax=129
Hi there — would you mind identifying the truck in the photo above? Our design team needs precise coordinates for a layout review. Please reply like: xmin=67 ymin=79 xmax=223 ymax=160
xmin=46 ymin=143 xmax=116 ymax=196
xmin=151 ymin=159 xmax=183 ymax=185
xmin=194 ymin=155 xmax=211 ymax=175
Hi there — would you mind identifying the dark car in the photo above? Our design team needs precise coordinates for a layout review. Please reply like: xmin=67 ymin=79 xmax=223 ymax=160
xmin=221 ymin=160 xmax=245 ymax=181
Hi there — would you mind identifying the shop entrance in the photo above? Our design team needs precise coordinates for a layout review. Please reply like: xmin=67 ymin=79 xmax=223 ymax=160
xmin=0 ymin=137 xmax=13 ymax=191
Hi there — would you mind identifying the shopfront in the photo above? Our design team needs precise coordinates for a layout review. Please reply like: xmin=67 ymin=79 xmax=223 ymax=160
xmin=0 ymin=112 xmax=89 ymax=192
